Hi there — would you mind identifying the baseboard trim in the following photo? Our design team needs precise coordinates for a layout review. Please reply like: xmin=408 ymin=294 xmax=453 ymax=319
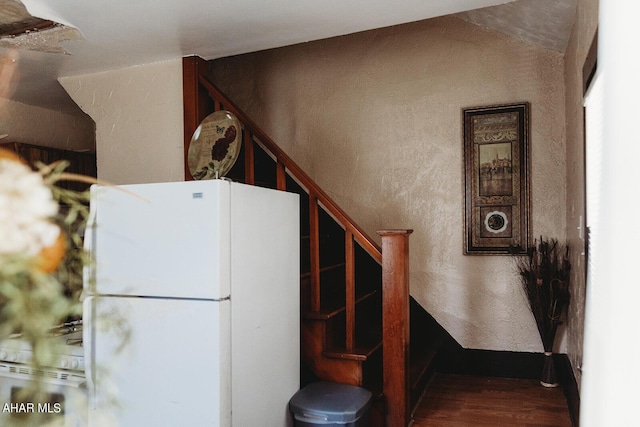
xmin=436 ymin=348 xmax=541 ymax=379
xmin=435 ymin=348 xmax=580 ymax=426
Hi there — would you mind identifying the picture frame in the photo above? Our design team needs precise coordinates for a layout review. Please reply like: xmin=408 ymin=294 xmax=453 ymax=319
xmin=463 ymin=102 xmax=531 ymax=255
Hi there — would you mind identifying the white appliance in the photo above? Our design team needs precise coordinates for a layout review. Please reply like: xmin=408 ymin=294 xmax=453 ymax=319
xmin=0 ymin=322 xmax=87 ymax=427
xmin=83 ymin=180 xmax=299 ymax=427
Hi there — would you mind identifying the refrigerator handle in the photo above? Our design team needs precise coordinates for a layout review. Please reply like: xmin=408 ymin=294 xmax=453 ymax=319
xmin=83 ymin=297 xmax=97 ymax=410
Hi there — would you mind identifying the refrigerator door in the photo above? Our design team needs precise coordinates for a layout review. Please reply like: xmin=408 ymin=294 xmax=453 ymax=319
xmin=86 ymin=180 xmax=230 ymax=299
xmin=83 ymin=295 xmax=230 ymax=427
xmin=229 ymin=183 xmax=300 ymax=426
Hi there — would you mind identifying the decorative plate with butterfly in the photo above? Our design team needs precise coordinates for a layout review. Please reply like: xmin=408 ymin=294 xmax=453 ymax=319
xmin=187 ymin=110 xmax=242 ymax=180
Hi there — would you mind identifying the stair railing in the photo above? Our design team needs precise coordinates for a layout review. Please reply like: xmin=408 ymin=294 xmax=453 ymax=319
xmin=183 ymin=55 xmax=412 ymax=427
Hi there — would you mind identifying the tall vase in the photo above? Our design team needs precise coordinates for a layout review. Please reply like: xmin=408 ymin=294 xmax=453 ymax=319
xmin=540 ymin=320 xmax=560 ymax=387
xmin=540 ymin=352 xmax=558 ymax=387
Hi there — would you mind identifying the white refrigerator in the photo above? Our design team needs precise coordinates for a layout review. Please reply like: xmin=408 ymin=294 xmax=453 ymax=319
xmin=82 ymin=180 xmax=300 ymax=426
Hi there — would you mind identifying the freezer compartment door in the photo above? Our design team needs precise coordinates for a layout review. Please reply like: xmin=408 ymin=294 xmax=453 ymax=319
xmin=83 ymin=296 xmax=230 ymax=427
xmin=87 ymin=180 xmax=231 ymax=299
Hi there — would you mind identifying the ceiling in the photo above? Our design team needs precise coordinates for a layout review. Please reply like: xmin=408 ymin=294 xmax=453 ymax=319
xmin=0 ymin=0 xmax=576 ymax=115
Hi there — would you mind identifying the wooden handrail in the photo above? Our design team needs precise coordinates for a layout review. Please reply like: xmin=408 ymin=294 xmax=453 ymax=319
xmin=195 ymin=73 xmax=382 ymax=263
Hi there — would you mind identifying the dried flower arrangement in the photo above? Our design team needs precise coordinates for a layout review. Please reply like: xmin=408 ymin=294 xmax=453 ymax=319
xmin=0 ymin=147 xmax=92 ymax=425
xmin=514 ymin=237 xmax=571 ymax=387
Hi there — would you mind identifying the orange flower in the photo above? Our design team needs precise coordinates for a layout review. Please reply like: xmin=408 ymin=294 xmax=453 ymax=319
xmin=0 ymin=146 xmax=26 ymax=164
xmin=36 ymin=231 xmax=66 ymax=273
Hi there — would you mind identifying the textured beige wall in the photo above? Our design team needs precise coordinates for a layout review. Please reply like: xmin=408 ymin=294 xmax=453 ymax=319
xmin=210 ymin=16 xmax=567 ymax=352
xmin=60 ymin=59 xmax=184 ymax=184
xmin=563 ymin=0 xmax=598 ymax=389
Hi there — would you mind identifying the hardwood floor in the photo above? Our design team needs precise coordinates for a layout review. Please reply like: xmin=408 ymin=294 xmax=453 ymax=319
xmin=411 ymin=374 xmax=572 ymax=427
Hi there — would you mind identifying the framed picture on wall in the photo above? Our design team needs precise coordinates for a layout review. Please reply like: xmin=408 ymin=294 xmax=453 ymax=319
xmin=463 ymin=102 xmax=531 ymax=255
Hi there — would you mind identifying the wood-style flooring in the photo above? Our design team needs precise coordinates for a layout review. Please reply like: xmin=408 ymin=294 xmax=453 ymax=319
xmin=411 ymin=374 xmax=572 ymax=427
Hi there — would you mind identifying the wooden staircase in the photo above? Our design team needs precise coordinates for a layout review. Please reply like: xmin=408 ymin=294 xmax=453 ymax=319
xmin=183 ymin=56 xmax=439 ymax=426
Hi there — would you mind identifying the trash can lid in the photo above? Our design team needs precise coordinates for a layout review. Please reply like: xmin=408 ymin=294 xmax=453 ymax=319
xmin=289 ymin=382 xmax=372 ymax=423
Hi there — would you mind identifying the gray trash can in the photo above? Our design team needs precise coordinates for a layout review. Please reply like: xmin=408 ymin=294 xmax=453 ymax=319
xmin=289 ymin=381 xmax=372 ymax=426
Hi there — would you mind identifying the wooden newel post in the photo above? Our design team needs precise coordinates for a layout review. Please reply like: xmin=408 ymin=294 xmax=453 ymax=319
xmin=377 ymin=229 xmax=413 ymax=427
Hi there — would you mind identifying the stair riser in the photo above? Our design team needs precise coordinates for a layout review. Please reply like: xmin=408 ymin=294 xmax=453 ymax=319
xmin=301 ymin=319 xmax=364 ymax=386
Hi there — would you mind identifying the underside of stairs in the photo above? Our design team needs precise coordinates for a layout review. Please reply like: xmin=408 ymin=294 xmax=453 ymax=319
xmin=182 ymin=55 xmax=449 ymax=426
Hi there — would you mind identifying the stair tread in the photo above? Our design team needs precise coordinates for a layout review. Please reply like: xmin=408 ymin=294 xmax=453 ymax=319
xmin=324 ymin=340 xmax=382 ymax=361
